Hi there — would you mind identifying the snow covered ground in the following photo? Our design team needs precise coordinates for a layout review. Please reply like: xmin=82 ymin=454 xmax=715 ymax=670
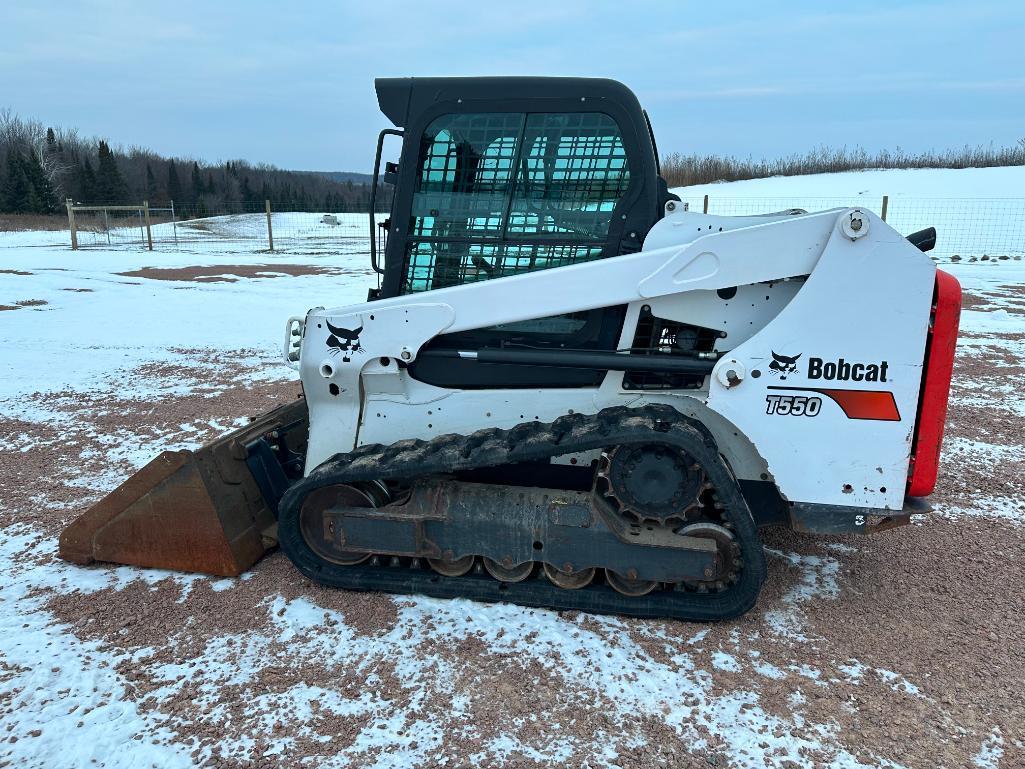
xmin=2 ymin=167 xmax=1024 ymax=768
xmin=675 ymin=165 xmax=1025 ymax=200
xmin=0 ymin=240 xmax=371 ymax=407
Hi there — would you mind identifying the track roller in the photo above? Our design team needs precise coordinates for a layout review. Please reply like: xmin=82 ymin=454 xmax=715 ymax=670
xmin=605 ymin=570 xmax=659 ymax=596
xmin=483 ymin=558 xmax=534 ymax=583
xmin=428 ymin=556 xmax=475 ymax=577
xmin=543 ymin=563 xmax=596 ymax=590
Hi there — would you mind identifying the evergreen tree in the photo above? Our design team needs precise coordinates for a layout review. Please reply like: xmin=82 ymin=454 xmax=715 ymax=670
xmin=22 ymin=168 xmax=42 ymax=213
xmin=95 ymin=140 xmax=128 ymax=202
xmin=190 ymin=162 xmax=203 ymax=201
xmin=0 ymin=153 xmax=9 ymax=212
xmin=74 ymin=158 xmax=97 ymax=202
xmin=1 ymin=153 xmax=18 ymax=212
xmin=167 ymin=160 xmax=182 ymax=202
xmin=0 ymin=110 xmax=378 ymax=214
xmin=145 ymin=163 xmax=157 ymax=200
xmin=21 ymin=151 xmax=59 ymax=213
xmin=1 ymin=152 xmax=31 ymax=213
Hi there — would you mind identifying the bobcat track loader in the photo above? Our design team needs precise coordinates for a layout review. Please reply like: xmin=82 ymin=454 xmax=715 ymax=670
xmin=59 ymin=78 xmax=961 ymax=620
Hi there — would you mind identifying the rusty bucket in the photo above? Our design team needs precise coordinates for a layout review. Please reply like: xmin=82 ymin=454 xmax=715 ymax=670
xmin=59 ymin=398 xmax=308 ymax=577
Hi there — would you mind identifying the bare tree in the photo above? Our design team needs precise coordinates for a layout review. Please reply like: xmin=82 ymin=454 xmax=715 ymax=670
xmin=32 ymin=139 xmax=75 ymax=198
xmin=0 ymin=107 xmax=28 ymax=150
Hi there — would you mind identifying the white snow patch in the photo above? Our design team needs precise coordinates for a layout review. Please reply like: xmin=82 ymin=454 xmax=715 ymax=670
xmin=749 ymin=653 xmax=786 ymax=680
xmin=793 ymin=664 xmax=823 ymax=681
xmin=711 ymin=651 xmax=742 ymax=672
xmin=686 ymin=629 xmax=710 ymax=645
xmin=934 ymin=497 xmax=1025 ymax=525
xmin=824 ymin=542 xmax=858 ymax=554
xmin=973 ymin=728 xmax=1004 ymax=769
xmin=762 ymin=549 xmax=841 ymax=641
xmin=943 ymin=436 xmax=1023 ymax=466
xmin=960 ymin=308 xmax=1023 ymax=334
xmin=875 ymin=668 xmax=921 ymax=696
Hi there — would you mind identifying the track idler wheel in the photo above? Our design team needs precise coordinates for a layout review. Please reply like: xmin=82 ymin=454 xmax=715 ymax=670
xmin=543 ymin=563 xmax=596 ymax=590
xmin=483 ymin=558 xmax=534 ymax=583
xmin=299 ymin=482 xmax=390 ymax=567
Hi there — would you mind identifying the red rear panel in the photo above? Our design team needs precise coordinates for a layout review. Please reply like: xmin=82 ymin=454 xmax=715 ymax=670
xmin=907 ymin=270 xmax=962 ymax=497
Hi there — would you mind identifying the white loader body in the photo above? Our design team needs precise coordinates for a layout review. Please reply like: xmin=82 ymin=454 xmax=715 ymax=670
xmin=293 ymin=205 xmax=934 ymax=515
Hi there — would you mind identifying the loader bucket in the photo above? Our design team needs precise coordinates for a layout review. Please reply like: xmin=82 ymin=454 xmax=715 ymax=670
xmin=59 ymin=398 xmax=309 ymax=577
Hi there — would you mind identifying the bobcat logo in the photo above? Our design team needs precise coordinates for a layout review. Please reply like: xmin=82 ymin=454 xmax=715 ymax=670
xmin=768 ymin=351 xmax=801 ymax=380
xmin=326 ymin=319 xmax=364 ymax=363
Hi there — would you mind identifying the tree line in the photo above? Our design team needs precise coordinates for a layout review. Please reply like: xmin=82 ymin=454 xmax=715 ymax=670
xmin=0 ymin=108 xmax=389 ymax=215
xmin=660 ymin=141 xmax=1025 ymax=188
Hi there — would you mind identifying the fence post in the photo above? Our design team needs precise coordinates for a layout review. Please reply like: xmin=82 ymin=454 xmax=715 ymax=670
xmin=143 ymin=200 xmax=153 ymax=251
xmin=881 ymin=195 xmax=889 ymax=222
xmin=265 ymin=199 xmax=274 ymax=252
xmin=703 ymin=194 xmax=709 ymax=214
xmin=66 ymin=198 xmax=78 ymax=250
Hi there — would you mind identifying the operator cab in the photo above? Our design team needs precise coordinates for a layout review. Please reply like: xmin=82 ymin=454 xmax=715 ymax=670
xmin=369 ymin=77 xmax=678 ymax=388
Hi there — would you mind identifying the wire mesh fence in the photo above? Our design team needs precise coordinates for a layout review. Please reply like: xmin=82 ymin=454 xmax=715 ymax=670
xmin=65 ymin=196 xmax=1025 ymax=262
xmin=675 ymin=195 xmax=1025 ymax=261
xmin=68 ymin=200 xmax=391 ymax=256
xmin=69 ymin=204 xmax=172 ymax=249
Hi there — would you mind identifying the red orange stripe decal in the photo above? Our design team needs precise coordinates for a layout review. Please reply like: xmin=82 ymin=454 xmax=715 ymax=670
xmin=768 ymin=387 xmax=901 ymax=421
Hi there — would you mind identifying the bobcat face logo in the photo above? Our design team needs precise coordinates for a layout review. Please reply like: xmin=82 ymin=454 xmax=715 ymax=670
xmin=768 ymin=351 xmax=801 ymax=380
xmin=326 ymin=319 xmax=364 ymax=363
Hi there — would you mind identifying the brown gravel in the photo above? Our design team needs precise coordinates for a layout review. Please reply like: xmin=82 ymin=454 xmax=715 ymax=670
xmin=2 ymin=283 xmax=1024 ymax=767
xmin=959 ymin=284 xmax=1025 ymax=316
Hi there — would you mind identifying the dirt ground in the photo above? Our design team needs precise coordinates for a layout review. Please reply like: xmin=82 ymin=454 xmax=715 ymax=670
xmin=1 ymin=282 xmax=1023 ymax=768
xmin=116 ymin=264 xmax=347 ymax=282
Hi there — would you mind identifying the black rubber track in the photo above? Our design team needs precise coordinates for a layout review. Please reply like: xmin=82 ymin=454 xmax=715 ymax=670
xmin=277 ymin=405 xmax=767 ymax=621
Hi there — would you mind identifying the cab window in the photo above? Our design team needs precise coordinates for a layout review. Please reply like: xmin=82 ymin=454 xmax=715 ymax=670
xmin=404 ymin=112 xmax=630 ymax=293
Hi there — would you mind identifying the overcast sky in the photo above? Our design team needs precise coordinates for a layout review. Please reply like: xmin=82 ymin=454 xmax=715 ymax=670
xmin=3 ymin=1 xmax=1023 ymax=172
